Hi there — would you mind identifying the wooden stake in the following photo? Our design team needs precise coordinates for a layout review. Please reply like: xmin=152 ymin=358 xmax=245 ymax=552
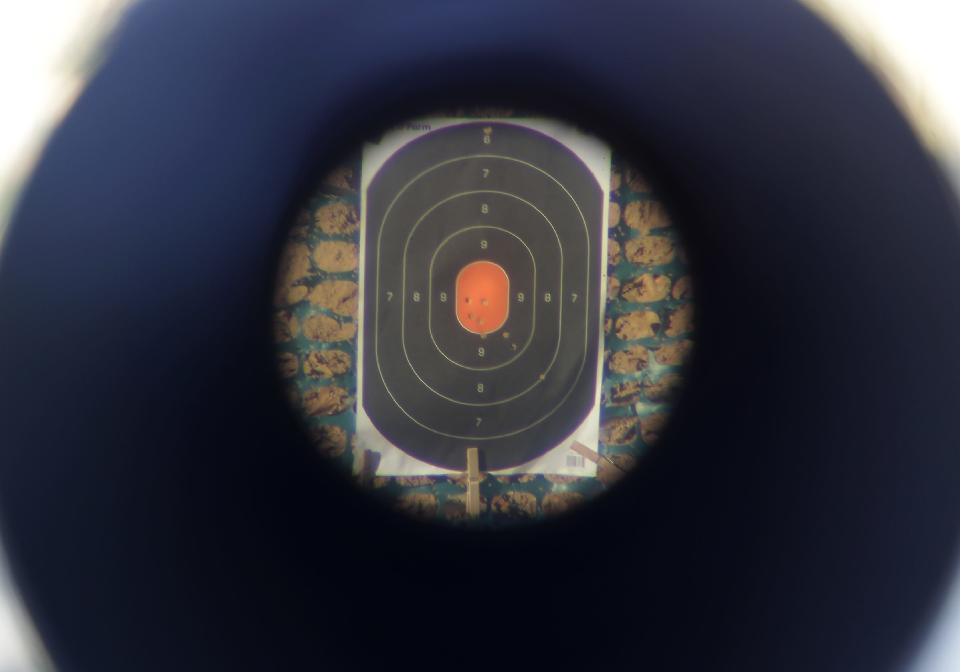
xmin=571 ymin=440 xmax=626 ymax=472
xmin=353 ymin=448 xmax=381 ymax=487
xmin=466 ymin=447 xmax=481 ymax=518
xmin=570 ymin=441 xmax=600 ymax=464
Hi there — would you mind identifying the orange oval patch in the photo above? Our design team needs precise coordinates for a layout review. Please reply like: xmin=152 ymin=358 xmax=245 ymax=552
xmin=455 ymin=261 xmax=510 ymax=335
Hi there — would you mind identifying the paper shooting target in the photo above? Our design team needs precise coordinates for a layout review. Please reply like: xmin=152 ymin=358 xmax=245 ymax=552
xmin=272 ymin=111 xmax=695 ymax=515
xmin=357 ymin=120 xmax=609 ymax=473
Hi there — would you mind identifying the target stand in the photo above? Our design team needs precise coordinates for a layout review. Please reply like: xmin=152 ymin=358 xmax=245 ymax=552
xmin=357 ymin=119 xmax=609 ymax=474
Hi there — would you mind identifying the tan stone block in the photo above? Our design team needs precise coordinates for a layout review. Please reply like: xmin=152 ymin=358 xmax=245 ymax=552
xmin=608 ymin=238 xmax=622 ymax=266
xmin=303 ymin=386 xmax=350 ymax=416
xmin=490 ymin=491 xmax=537 ymax=518
xmin=286 ymin=211 xmax=310 ymax=242
xmin=302 ymin=314 xmax=356 ymax=342
xmin=542 ymin=492 xmax=586 ymax=516
xmin=608 ymin=380 xmax=643 ymax=406
xmin=277 ymin=352 xmax=298 ymax=379
xmin=308 ymin=423 xmax=348 ymax=458
xmin=314 ymin=202 xmax=359 ymax=235
xmin=643 ymin=373 xmax=684 ymax=402
xmin=273 ymin=311 xmax=299 ymax=342
xmin=312 ymin=241 xmax=358 ymax=273
xmin=608 ymin=201 xmax=621 ymax=228
xmin=495 ymin=474 xmax=537 ymax=484
xmin=544 ymin=474 xmax=582 ymax=485
xmin=600 ymin=417 xmax=639 ymax=446
xmin=308 ymin=280 xmax=358 ymax=317
xmin=276 ymin=242 xmax=310 ymax=285
xmin=395 ymin=476 xmax=434 ymax=487
xmin=285 ymin=286 xmax=308 ymax=304
xmin=274 ymin=241 xmax=312 ymax=305
xmin=608 ymin=345 xmax=649 ymax=374
xmin=623 ymin=200 xmax=670 ymax=233
xmin=654 ymin=340 xmax=694 ymax=366
xmin=671 ymin=275 xmax=694 ymax=300
xmin=442 ymin=493 xmax=488 ymax=521
xmin=607 ymin=275 xmax=621 ymax=300
xmin=610 ymin=169 xmax=622 ymax=193
xmin=494 ymin=474 xmax=537 ymax=485
xmin=303 ymin=349 xmax=352 ymax=378
xmin=446 ymin=472 xmax=489 ymax=488
xmin=619 ymin=273 xmax=671 ymax=303
xmin=624 ymin=236 xmax=675 ymax=266
xmin=624 ymin=166 xmax=651 ymax=192
xmin=322 ymin=165 xmax=356 ymax=191
xmin=665 ymin=304 xmax=694 ymax=337
xmin=441 ymin=496 xmax=468 ymax=521
xmin=614 ymin=311 xmax=661 ymax=340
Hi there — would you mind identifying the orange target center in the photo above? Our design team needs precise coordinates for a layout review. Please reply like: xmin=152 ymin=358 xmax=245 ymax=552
xmin=455 ymin=260 xmax=510 ymax=335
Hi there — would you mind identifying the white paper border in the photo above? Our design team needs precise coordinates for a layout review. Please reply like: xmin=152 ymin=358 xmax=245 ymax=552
xmin=356 ymin=117 xmax=611 ymax=476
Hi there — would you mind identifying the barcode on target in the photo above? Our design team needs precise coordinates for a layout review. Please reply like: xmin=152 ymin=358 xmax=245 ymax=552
xmin=566 ymin=454 xmax=585 ymax=468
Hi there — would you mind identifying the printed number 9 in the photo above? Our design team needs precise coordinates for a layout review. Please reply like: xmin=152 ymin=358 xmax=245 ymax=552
xmin=480 ymin=240 xmax=488 ymax=250
xmin=516 ymin=292 xmax=525 ymax=303
xmin=440 ymin=291 xmax=448 ymax=302
xmin=478 ymin=346 xmax=485 ymax=358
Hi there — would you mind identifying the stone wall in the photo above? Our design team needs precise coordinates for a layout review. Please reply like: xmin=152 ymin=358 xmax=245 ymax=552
xmin=273 ymin=125 xmax=695 ymax=525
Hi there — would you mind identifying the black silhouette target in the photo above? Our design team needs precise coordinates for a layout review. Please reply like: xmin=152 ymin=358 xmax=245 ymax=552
xmin=361 ymin=122 xmax=604 ymax=471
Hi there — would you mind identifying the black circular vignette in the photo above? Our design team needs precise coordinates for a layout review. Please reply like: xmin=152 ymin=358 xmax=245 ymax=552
xmin=0 ymin=1 xmax=959 ymax=672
